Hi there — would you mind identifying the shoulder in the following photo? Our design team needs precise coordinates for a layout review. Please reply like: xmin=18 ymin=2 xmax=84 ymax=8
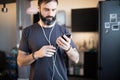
xmin=22 ymin=23 xmax=39 ymax=36
xmin=23 ymin=23 xmax=38 ymax=31
xmin=55 ymin=23 xmax=68 ymax=32
xmin=55 ymin=23 xmax=66 ymax=29
xmin=23 ymin=23 xmax=39 ymax=33
xmin=55 ymin=23 xmax=70 ymax=35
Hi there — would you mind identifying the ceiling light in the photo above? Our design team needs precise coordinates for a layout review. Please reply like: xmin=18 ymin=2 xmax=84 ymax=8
xmin=1 ymin=3 xmax=8 ymax=13
xmin=26 ymin=6 xmax=38 ymax=15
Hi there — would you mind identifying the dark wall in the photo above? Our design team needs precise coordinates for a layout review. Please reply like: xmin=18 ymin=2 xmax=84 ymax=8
xmin=72 ymin=8 xmax=98 ymax=32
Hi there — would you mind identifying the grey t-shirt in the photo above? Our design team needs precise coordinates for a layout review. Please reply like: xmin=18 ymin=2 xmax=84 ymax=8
xmin=19 ymin=23 xmax=76 ymax=80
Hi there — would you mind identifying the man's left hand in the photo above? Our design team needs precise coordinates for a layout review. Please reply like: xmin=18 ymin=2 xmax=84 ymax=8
xmin=56 ymin=35 xmax=71 ymax=51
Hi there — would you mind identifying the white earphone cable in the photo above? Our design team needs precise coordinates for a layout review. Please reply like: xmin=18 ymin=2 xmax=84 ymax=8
xmin=41 ymin=26 xmax=64 ymax=80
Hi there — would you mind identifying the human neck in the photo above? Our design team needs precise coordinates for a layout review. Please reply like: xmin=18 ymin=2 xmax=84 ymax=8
xmin=38 ymin=19 xmax=56 ymax=28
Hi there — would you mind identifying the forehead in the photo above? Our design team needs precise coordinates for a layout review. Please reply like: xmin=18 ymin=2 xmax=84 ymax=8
xmin=40 ymin=1 xmax=58 ymax=9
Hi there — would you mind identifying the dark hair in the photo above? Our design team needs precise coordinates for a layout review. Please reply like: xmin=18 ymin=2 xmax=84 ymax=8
xmin=38 ymin=0 xmax=58 ymax=6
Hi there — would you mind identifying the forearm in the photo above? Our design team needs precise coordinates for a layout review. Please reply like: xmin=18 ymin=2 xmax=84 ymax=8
xmin=56 ymin=35 xmax=80 ymax=63
xmin=17 ymin=50 xmax=35 ymax=67
xmin=66 ymin=47 xmax=79 ymax=64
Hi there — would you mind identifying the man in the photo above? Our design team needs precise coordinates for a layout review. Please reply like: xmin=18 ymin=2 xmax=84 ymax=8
xmin=17 ymin=0 xmax=79 ymax=80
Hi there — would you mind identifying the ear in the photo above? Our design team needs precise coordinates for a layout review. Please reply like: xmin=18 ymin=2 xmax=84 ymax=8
xmin=38 ymin=7 xmax=41 ymax=13
xmin=38 ymin=6 xmax=41 ymax=10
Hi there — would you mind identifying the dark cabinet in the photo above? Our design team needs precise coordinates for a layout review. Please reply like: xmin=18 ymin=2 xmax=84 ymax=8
xmin=84 ymin=50 xmax=98 ymax=79
xmin=72 ymin=8 xmax=98 ymax=32
xmin=67 ymin=49 xmax=98 ymax=80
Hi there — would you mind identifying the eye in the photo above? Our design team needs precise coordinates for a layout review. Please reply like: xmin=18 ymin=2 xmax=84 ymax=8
xmin=52 ymin=9 xmax=56 ymax=11
xmin=44 ymin=8 xmax=49 ymax=11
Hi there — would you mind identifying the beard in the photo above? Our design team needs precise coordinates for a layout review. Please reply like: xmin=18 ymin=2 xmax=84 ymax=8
xmin=39 ymin=12 xmax=56 ymax=25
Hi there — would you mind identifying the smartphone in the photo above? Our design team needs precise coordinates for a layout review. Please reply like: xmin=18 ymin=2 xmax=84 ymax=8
xmin=61 ymin=34 xmax=71 ymax=41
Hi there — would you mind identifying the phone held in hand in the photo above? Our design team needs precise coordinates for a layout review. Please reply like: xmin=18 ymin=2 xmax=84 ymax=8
xmin=61 ymin=34 xmax=71 ymax=41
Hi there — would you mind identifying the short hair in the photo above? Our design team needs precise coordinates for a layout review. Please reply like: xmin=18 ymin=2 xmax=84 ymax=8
xmin=38 ymin=0 xmax=58 ymax=6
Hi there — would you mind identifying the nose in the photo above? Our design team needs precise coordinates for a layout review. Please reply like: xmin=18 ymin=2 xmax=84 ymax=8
xmin=48 ymin=10 xmax=55 ymax=17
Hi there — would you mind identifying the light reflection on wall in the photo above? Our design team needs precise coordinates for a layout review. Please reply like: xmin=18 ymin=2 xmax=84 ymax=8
xmin=72 ymin=32 xmax=98 ymax=51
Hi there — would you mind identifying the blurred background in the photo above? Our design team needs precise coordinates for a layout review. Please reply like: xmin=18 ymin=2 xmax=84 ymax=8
xmin=0 ymin=0 xmax=120 ymax=80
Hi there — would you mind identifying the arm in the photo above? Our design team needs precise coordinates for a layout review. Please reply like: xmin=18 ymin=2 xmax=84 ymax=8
xmin=66 ymin=47 xmax=79 ymax=64
xmin=17 ymin=45 xmax=56 ymax=67
xmin=17 ymin=50 xmax=35 ymax=67
xmin=56 ymin=35 xmax=80 ymax=64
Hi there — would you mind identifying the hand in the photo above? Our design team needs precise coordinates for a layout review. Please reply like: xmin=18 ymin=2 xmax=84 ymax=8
xmin=34 ymin=45 xmax=56 ymax=58
xmin=56 ymin=35 xmax=71 ymax=51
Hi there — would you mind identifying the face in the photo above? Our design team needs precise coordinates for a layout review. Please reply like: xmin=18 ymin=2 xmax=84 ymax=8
xmin=39 ymin=1 xmax=57 ymax=25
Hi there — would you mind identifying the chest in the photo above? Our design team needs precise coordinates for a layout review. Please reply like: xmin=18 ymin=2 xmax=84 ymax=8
xmin=27 ymin=27 xmax=63 ymax=52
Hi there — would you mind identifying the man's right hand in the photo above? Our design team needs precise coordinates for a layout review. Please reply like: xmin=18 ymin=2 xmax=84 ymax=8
xmin=34 ymin=45 xmax=56 ymax=58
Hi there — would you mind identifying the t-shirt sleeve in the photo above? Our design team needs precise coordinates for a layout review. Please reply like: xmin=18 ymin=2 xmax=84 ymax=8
xmin=19 ymin=28 xmax=30 ymax=53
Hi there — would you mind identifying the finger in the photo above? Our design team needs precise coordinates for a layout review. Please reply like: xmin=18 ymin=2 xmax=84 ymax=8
xmin=56 ymin=37 xmax=60 ymax=45
xmin=47 ymin=45 xmax=56 ymax=50
xmin=59 ymin=37 xmax=68 ymax=45
xmin=45 ymin=54 xmax=53 ymax=57
xmin=47 ymin=52 xmax=54 ymax=55
xmin=63 ymin=35 xmax=71 ymax=42
xmin=45 ymin=52 xmax=54 ymax=57
xmin=57 ymin=39 xmax=65 ymax=46
xmin=48 ymin=49 xmax=56 ymax=53
xmin=57 ymin=40 xmax=67 ymax=49
xmin=56 ymin=37 xmax=68 ymax=47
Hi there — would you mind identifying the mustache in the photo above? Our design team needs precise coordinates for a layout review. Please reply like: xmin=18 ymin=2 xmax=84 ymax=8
xmin=45 ymin=16 xmax=54 ymax=19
